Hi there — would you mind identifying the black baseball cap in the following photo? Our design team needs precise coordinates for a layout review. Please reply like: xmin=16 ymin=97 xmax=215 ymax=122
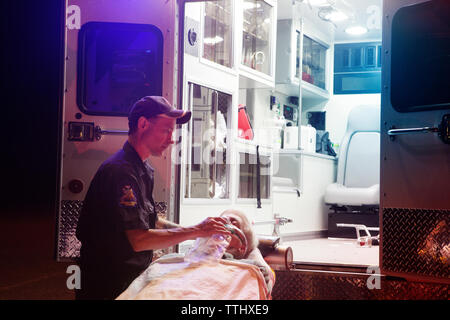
xmin=128 ymin=96 xmax=191 ymax=127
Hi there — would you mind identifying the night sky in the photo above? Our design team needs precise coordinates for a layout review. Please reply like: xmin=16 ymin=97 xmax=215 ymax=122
xmin=2 ymin=0 xmax=64 ymax=216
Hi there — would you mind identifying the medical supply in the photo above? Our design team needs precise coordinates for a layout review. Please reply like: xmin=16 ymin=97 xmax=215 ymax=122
xmin=185 ymin=234 xmax=230 ymax=263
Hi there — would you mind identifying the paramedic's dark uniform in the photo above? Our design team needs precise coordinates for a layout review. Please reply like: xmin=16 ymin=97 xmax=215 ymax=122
xmin=75 ymin=141 xmax=156 ymax=300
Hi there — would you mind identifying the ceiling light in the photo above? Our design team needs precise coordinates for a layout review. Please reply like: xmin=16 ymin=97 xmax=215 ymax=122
xmin=325 ymin=10 xmax=347 ymax=22
xmin=318 ymin=7 xmax=348 ymax=22
xmin=308 ymin=0 xmax=333 ymax=7
xmin=345 ymin=26 xmax=368 ymax=35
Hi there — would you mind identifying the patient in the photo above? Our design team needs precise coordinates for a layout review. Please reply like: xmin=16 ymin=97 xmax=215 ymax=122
xmin=220 ymin=209 xmax=275 ymax=293
xmin=117 ymin=209 xmax=275 ymax=300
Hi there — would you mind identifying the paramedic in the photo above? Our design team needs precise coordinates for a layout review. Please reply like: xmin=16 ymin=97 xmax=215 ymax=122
xmin=75 ymin=96 xmax=231 ymax=300
xmin=220 ymin=209 xmax=276 ymax=294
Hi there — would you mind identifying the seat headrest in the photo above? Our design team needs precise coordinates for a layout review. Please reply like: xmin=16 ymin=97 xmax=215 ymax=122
xmin=346 ymin=104 xmax=380 ymax=133
xmin=336 ymin=104 xmax=381 ymax=186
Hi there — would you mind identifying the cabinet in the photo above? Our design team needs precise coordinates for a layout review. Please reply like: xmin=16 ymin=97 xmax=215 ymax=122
xmin=275 ymin=19 xmax=330 ymax=102
xmin=333 ymin=42 xmax=382 ymax=95
xmin=202 ymin=0 xmax=233 ymax=68
xmin=238 ymin=0 xmax=277 ymax=88
xmin=236 ymin=142 xmax=273 ymax=202
xmin=238 ymin=151 xmax=271 ymax=200
xmin=184 ymin=82 xmax=231 ymax=200
xmin=302 ymin=35 xmax=327 ymax=90
xmin=272 ymin=150 xmax=337 ymax=235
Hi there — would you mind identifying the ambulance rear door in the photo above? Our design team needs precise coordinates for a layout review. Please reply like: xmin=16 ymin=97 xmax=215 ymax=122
xmin=381 ymin=0 xmax=449 ymax=284
xmin=56 ymin=0 xmax=178 ymax=261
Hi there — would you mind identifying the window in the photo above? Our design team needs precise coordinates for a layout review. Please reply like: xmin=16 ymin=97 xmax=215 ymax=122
xmin=77 ymin=22 xmax=163 ymax=116
xmin=391 ymin=1 xmax=450 ymax=112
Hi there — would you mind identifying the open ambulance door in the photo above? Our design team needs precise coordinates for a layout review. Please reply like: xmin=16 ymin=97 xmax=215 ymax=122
xmin=381 ymin=0 xmax=449 ymax=284
xmin=56 ymin=0 xmax=178 ymax=261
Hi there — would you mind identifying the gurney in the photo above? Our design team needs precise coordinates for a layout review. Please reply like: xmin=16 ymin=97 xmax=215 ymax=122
xmin=117 ymin=235 xmax=293 ymax=300
xmin=117 ymin=253 xmax=269 ymax=300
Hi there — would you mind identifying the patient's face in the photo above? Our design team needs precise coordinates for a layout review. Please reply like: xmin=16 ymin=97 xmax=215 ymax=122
xmin=221 ymin=213 xmax=247 ymax=259
xmin=223 ymin=213 xmax=244 ymax=230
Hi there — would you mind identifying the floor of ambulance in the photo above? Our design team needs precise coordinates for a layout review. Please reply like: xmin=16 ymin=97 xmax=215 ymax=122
xmin=281 ymin=238 xmax=379 ymax=268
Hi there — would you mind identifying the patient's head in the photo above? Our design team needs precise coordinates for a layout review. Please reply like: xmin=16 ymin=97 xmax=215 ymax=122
xmin=220 ymin=209 xmax=258 ymax=259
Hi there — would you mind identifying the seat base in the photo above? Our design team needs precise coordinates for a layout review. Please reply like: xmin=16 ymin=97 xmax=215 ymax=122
xmin=329 ymin=204 xmax=379 ymax=214
xmin=328 ymin=209 xmax=379 ymax=240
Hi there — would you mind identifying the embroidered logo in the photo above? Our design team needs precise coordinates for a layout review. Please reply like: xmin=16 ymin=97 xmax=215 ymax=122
xmin=119 ymin=185 xmax=137 ymax=207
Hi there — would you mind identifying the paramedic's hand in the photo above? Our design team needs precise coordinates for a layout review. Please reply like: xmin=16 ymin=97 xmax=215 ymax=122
xmin=194 ymin=217 xmax=231 ymax=238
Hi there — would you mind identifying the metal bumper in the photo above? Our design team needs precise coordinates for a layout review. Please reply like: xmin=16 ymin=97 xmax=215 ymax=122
xmin=272 ymin=266 xmax=449 ymax=300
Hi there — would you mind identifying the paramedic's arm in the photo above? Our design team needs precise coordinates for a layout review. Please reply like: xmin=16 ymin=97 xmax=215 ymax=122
xmin=126 ymin=217 xmax=231 ymax=252
xmin=156 ymin=216 xmax=182 ymax=229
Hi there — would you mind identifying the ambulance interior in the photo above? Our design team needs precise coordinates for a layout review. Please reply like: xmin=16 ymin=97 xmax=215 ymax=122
xmin=178 ymin=0 xmax=384 ymax=269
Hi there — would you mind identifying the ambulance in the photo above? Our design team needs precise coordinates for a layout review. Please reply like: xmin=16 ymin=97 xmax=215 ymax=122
xmin=56 ymin=0 xmax=449 ymax=299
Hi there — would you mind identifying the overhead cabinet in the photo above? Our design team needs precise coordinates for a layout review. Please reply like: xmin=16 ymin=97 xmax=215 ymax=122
xmin=202 ymin=0 xmax=233 ymax=68
xmin=275 ymin=18 xmax=330 ymax=102
xmin=238 ymin=0 xmax=277 ymax=88
xmin=333 ymin=42 xmax=382 ymax=95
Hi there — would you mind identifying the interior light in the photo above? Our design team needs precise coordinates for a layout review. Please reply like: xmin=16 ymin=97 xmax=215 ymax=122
xmin=345 ymin=26 xmax=368 ymax=35
xmin=324 ymin=10 xmax=348 ymax=22
xmin=203 ymin=36 xmax=224 ymax=45
xmin=308 ymin=0 xmax=332 ymax=7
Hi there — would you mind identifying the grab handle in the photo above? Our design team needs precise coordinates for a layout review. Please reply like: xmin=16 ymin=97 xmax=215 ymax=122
xmin=387 ymin=127 xmax=438 ymax=136
xmin=387 ymin=114 xmax=449 ymax=144
xmin=94 ymin=126 xmax=128 ymax=140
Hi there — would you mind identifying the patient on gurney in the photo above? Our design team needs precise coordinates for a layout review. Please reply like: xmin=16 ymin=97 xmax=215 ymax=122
xmin=117 ymin=209 xmax=275 ymax=300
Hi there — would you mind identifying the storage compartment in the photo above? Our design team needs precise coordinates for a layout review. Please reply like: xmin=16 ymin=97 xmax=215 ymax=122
xmin=302 ymin=35 xmax=327 ymax=90
xmin=334 ymin=42 xmax=382 ymax=95
xmin=241 ymin=0 xmax=274 ymax=75
xmin=203 ymin=0 xmax=233 ymax=68
xmin=184 ymin=82 xmax=231 ymax=199
xmin=238 ymin=151 xmax=271 ymax=199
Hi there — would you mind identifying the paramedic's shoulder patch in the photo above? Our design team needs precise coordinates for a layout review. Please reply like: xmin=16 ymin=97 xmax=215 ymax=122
xmin=119 ymin=184 xmax=138 ymax=208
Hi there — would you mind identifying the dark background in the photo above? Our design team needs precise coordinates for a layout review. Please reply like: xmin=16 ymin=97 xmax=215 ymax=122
xmin=2 ymin=0 xmax=63 ymax=216
xmin=0 ymin=0 xmax=73 ymax=299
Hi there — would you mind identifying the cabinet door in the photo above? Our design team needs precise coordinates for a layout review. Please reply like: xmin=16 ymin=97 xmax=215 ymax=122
xmin=203 ymin=0 xmax=233 ymax=68
xmin=185 ymin=82 xmax=231 ymax=199
xmin=302 ymin=35 xmax=327 ymax=90
xmin=241 ymin=0 xmax=274 ymax=76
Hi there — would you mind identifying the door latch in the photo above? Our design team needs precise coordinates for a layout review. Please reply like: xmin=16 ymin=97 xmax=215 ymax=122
xmin=68 ymin=122 xmax=128 ymax=141
xmin=438 ymin=114 xmax=450 ymax=144
xmin=388 ymin=114 xmax=450 ymax=144
xmin=68 ymin=122 xmax=95 ymax=141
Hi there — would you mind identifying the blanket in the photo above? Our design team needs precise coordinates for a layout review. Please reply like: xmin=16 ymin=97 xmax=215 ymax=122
xmin=117 ymin=254 xmax=269 ymax=300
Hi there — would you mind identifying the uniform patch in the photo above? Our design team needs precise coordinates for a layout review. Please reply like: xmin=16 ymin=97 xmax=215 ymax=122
xmin=119 ymin=185 xmax=137 ymax=207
